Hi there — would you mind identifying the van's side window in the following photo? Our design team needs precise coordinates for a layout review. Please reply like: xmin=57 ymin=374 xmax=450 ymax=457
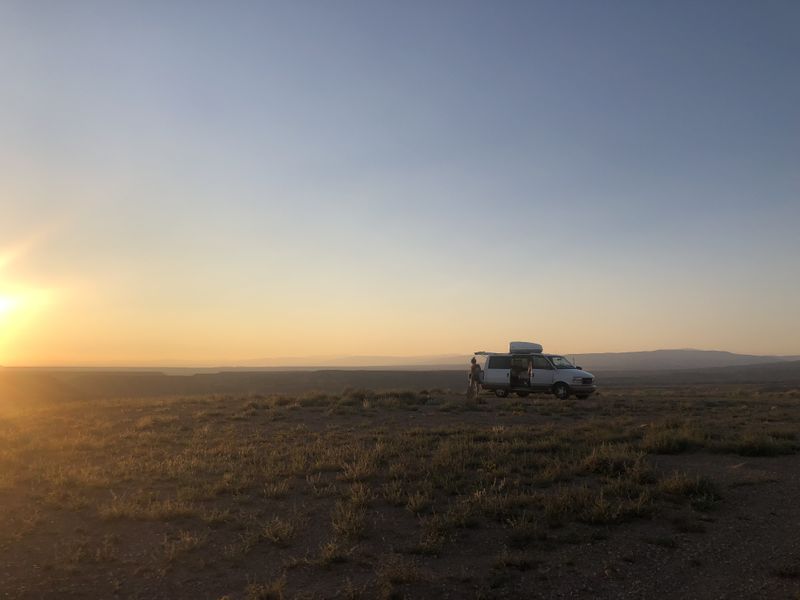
xmin=532 ymin=356 xmax=554 ymax=370
xmin=487 ymin=356 xmax=512 ymax=369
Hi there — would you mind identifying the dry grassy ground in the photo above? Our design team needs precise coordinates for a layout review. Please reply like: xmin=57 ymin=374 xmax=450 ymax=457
xmin=1 ymin=386 xmax=800 ymax=599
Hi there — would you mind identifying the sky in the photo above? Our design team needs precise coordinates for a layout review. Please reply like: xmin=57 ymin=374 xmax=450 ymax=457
xmin=1 ymin=0 xmax=798 ymax=366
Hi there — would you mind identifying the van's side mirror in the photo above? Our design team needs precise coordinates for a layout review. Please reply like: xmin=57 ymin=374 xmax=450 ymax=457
xmin=576 ymin=366 xmax=582 ymax=370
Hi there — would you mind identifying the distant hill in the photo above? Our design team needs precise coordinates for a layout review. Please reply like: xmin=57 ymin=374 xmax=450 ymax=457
xmin=569 ymin=349 xmax=798 ymax=372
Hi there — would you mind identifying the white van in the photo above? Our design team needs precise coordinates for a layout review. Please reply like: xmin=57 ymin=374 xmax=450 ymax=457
xmin=474 ymin=342 xmax=596 ymax=399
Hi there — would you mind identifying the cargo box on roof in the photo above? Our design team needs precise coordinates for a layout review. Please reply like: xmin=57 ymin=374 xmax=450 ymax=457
xmin=509 ymin=341 xmax=543 ymax=354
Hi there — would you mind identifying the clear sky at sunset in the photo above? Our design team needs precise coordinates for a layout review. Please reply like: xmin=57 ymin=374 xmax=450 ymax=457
xmin=1 ymin=1 xmax=798 ymax=365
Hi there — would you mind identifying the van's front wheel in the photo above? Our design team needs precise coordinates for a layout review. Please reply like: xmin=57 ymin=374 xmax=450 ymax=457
xmin=552 ymin=383 xmax=569 ymax=400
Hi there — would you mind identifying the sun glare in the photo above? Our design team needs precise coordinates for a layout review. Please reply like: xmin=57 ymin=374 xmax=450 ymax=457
xmin=0 ymin=295 xmax=19 ymax=320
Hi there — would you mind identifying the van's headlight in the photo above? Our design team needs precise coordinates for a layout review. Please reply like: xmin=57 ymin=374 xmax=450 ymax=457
xmin=572 ymin=377 xmax=584 ymax=384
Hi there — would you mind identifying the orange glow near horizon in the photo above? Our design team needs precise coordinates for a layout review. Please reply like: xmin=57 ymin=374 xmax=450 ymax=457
xmin=1 ymin=221 xmax=798 ymax=366
xmin=0 ymin=231 xmax=798 ymax=367
xmin=0 ymin=225 xmax=795 ymax=367
xmin=0 ymin=234 xmax=61 ymax=365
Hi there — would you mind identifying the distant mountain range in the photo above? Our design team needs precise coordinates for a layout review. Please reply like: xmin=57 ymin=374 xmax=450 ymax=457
xmin=3 ymin=349 xmax=799 ymax=373
xmin=569 ymin=349 xmax=800 ymax=372
xmin=234 ymin=349 xmax=799 ymax=372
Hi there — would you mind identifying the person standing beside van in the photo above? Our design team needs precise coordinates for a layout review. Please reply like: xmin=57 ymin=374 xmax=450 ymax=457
xmin=468 ymin=357 xmax=483 ymax=399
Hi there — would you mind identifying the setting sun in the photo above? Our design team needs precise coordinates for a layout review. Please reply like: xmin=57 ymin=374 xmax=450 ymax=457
xmin=0 ymin=287 xmax=55 ymax=364
xmin=0 ymin=295 xmax=18 ymax=320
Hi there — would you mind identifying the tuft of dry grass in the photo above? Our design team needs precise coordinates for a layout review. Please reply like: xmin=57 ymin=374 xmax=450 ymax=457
xmin=381 ymin=479 xmax=406 ymax=506
xmin=263 ymin=480 xmax=291 ymax=499
xmin=331 ymin=500 xmax=367 ymax=540
xmin=318 ymin=540 xmax=351 ymax=566
xmin=657 ymin=472 xmax=721 ymax=510
xmin=720 ymin=432 xmax=798 ymax=456
xmin=406 ymin=490 xmax=433 ymax=515
xmin=99 ymin=493 xmax=198 ymax=521
xmin=162 ymin=530 xmax=208 ymax=562
xmin=262 ymin=516 xmax=297 ymax=547
xmin=377 ymin=553 xmax=425 ymax=597
xmin=581 ymin=444 xmax=643 ymax=476
xmin=244 ymin=576 xmax=286 ymax=600
xmin=339 ymin=455 xmax=376 ymax=482
xmin=642 ymin=424 xmax=704 ymax=454
xmin=134 ymin=415 xmax=179 ymax=430
xmin=55 ymin=535 xmax=120 ymax=566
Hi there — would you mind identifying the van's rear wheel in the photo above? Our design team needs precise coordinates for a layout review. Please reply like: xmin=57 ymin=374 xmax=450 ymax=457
xmin=553 ymin=383 xmax=569 ymax=400
xmin=495 ymin=389 xmax=509 ymax=398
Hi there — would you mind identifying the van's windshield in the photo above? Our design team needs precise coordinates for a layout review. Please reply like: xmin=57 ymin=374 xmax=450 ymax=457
xmin=549 ymin=356 xmax=575 ymax=369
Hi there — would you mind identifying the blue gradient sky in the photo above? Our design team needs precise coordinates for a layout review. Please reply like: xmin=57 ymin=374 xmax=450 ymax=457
xmin=1 ymin=1 xmax=798 ymax=364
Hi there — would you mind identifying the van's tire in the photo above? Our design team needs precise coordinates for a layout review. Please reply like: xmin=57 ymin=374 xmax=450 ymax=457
xmin=516 ymin=392 xmax=529 ymax=398
xmin=495 ymin=389 xmax=509 ymax=398
xmin=552 ymin=383 xmax=569 ymax=400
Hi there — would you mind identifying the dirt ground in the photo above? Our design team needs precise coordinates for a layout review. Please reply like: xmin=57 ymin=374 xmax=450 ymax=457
xmin=1 ymin=385 xmax=799 ymax=599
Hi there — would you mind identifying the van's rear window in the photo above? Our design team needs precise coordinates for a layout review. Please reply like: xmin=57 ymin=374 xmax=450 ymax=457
xmin=487 ymin=356 xmax=512 ymax=369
